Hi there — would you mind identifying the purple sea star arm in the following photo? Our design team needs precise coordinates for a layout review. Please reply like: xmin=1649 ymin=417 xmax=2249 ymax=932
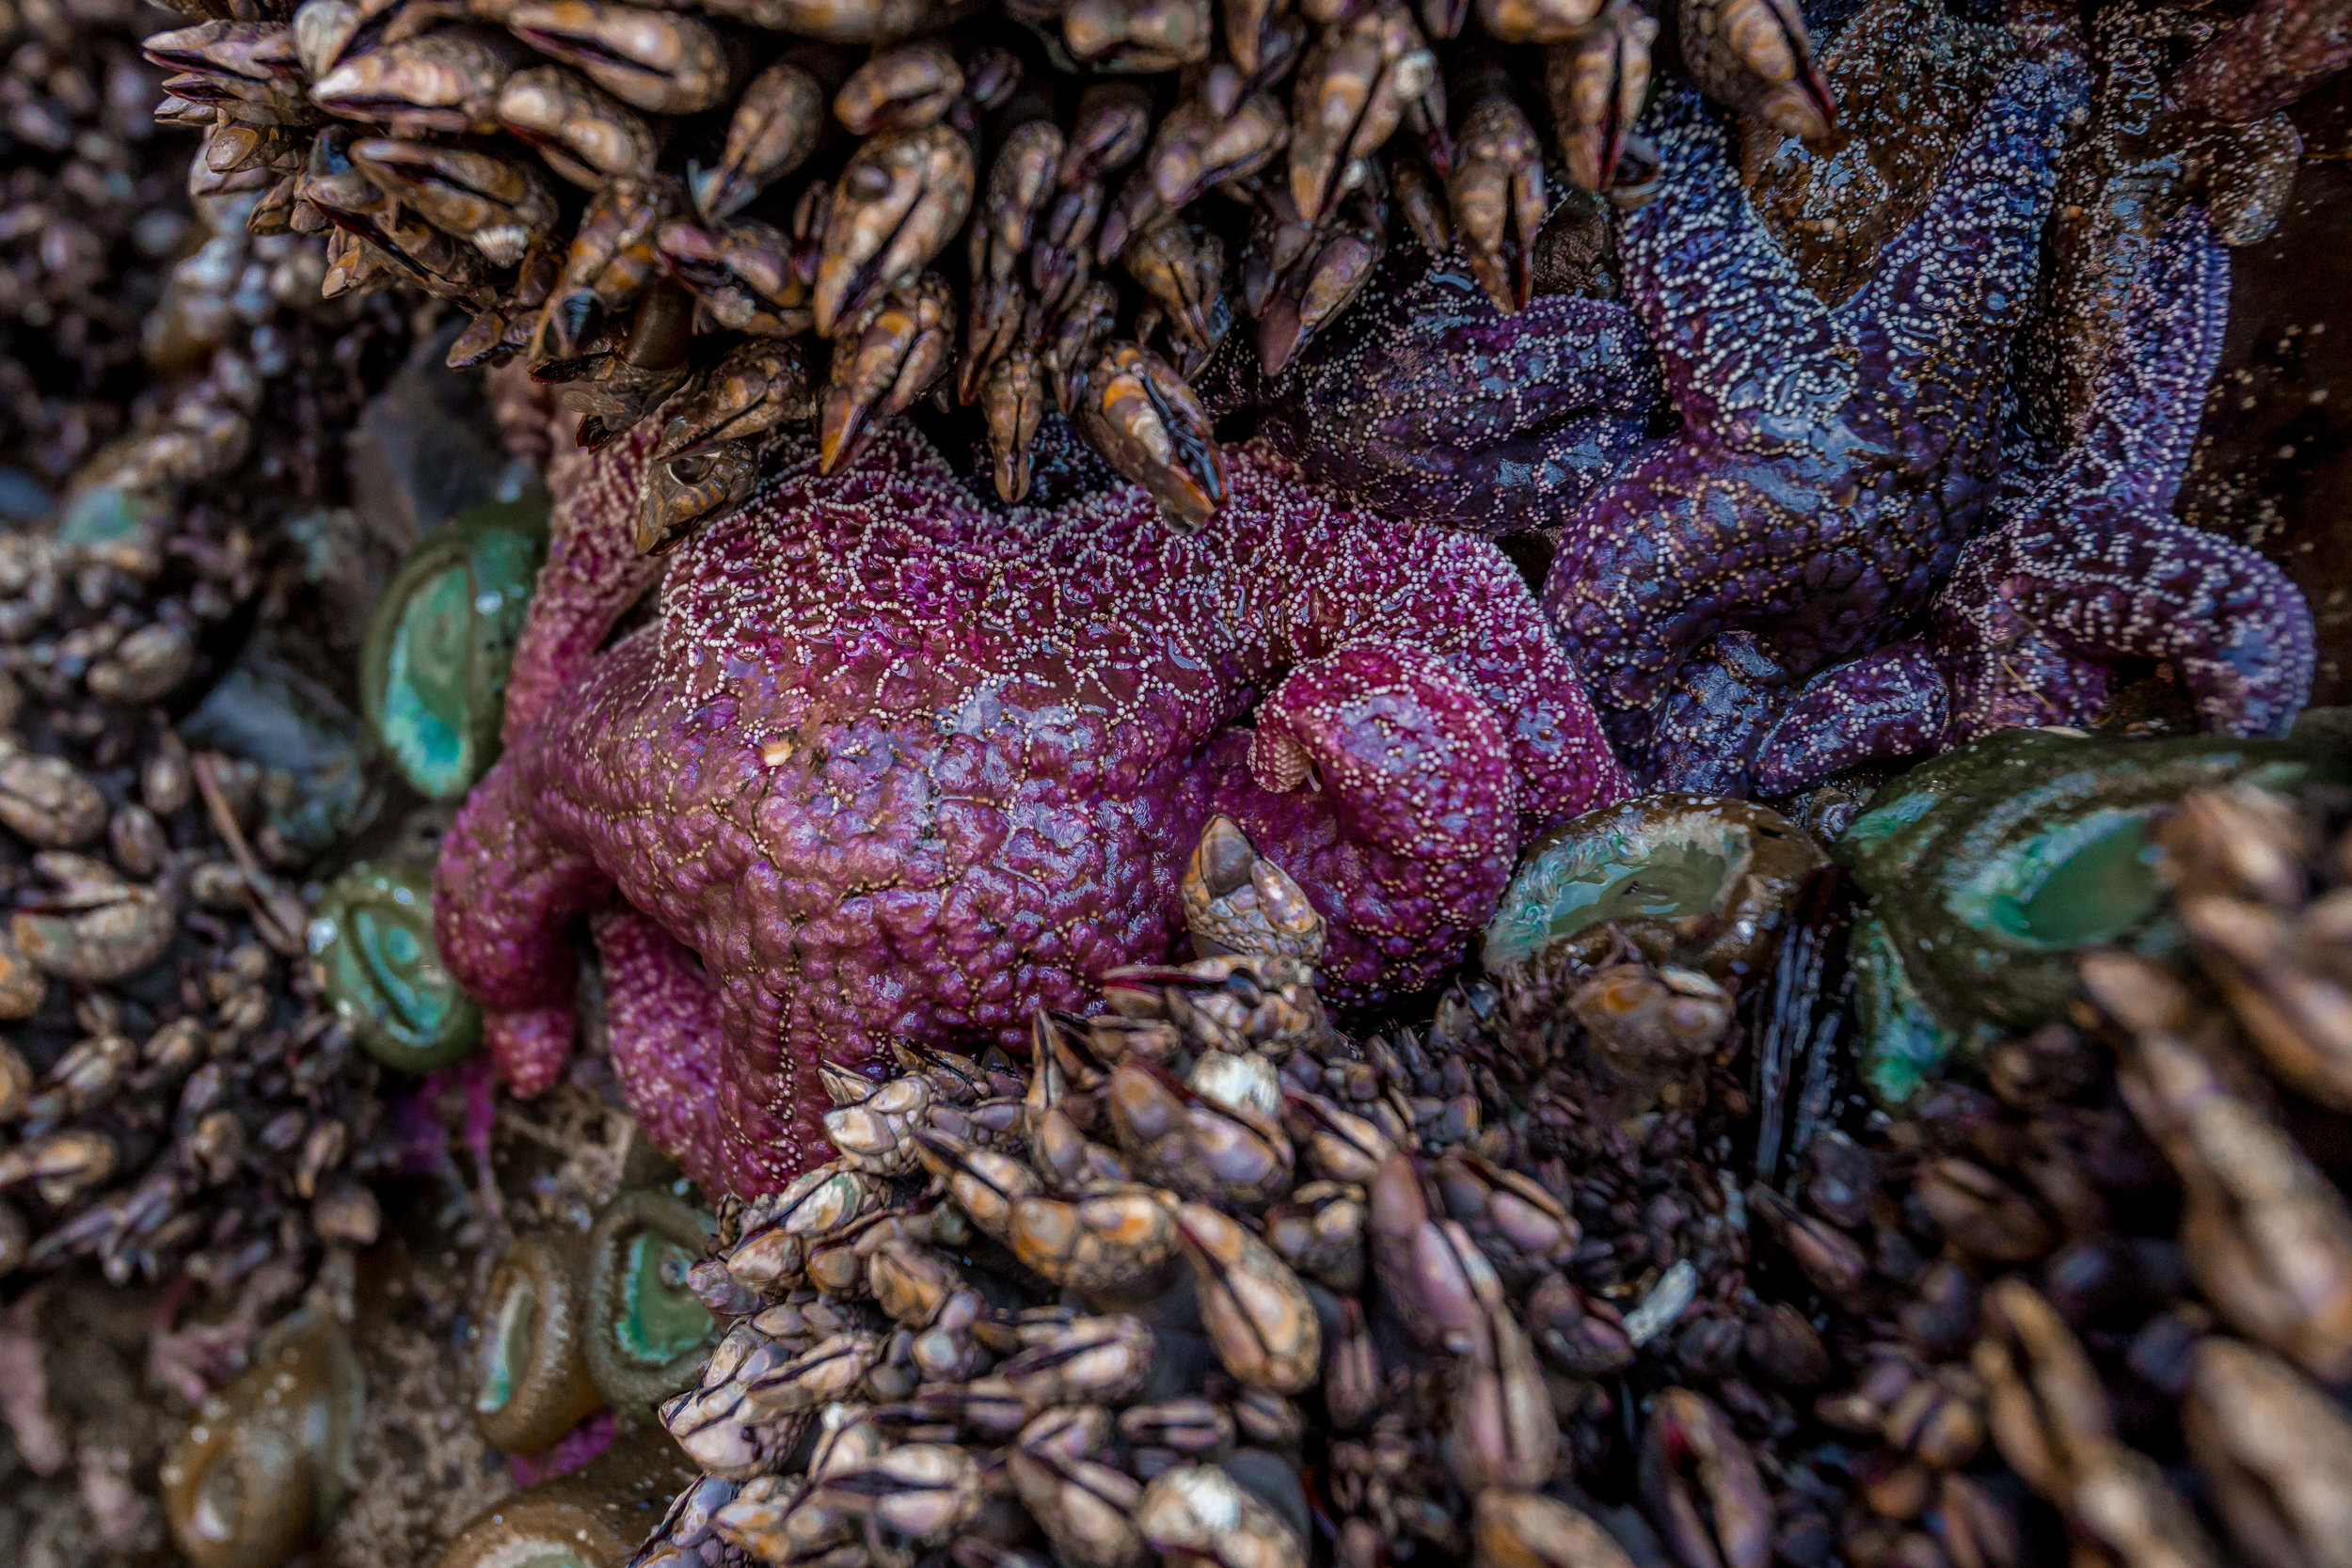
xmin=435 ymin=746 xmax=612 ymax=1097
xmin=1614 ymin=87 xmax=1849 ymax=453
xmin=1225 ymin=644 xmax=1519 ymax=980
xmin=592 ymin=910 xmax=787 ymax=1198
xmin=1645 ymin=632 xmax=1789 ymax=795
xmin=2043 ymin=205 xmax=2229 ymax=515
xmin=1752 ymin=640 xmax=1950 ymax=795
xmin=1543 ymin=55 xmax=2084 ymax=789
xmin=1835 ymin=56 xmax=2089 ymax=472
xmin=1936 ymin=203 xmax=2315 ymax=740
xmin=1942 ymin=509 xmax=2315 ymax=738
xmin=1242 ymin=257 xmax=1667 ymax=536
xmin=1929 ymin=538 xmax=2115 ymax=740
xmin=2171 ymin=0 xmax=2352 ymax=123
xmin=1248 ymin=644 xmax=1517 ymax=861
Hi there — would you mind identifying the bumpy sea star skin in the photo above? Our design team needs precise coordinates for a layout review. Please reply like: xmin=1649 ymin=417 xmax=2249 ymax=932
xmin=2007 ymin=0 xmax=2299 ymax=481
xmin=1540 ymin=56 xmax=2086 ymax=790
xmin=1741 ymin=0 xmax=2014 ymax=306
xmin=436 ymin=424 xmax=1629 ymax=1196
xmin=2169 ymin=0 xmax=2352 ymax=124
xmin=1216 ymin=251 xmax=1665 ymax=538
xmin=1752 ymin=206 xmax=2317 ymax=795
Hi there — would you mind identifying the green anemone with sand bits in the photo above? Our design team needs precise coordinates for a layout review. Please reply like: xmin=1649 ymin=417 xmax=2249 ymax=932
xmin=1838 ymin=727 xmax=2325 ymax=1107
xmin=315 ymin=857 xmax=481 ymax=1072
xmin=436 ymin=1428 xmax=700 ymax=1568
xmin=584 ymin=1188 xmax=719 ymax=1422
xmin=1485 ymin=793 xmax=1828 ymax=982
xmin=359 ymin=491 xmax=548 ymax=800
xmin=161 ymin=1309 xmax=364 ymax=1568
xmin=477 ymin=1229 xmax=606 ymax=1454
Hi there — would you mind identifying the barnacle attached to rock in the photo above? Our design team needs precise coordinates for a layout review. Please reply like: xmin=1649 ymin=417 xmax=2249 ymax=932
xmin=0 ymin=166 xmax=407 ymax=1289
xmin=128 ymin=0 xmax=1847 ymax=522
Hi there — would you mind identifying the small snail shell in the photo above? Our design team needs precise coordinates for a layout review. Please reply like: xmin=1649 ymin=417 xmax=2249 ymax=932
xmin=161 ymin=1310 xmax=365 ymax=1568
xmin=584 ymin=1188 xmax=720 ymax=1422
xmin=476 ymin=1229 xmax=607 ymax=1453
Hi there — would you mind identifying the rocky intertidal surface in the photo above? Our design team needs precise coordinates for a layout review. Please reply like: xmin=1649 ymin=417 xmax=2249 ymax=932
xmin=443 ymin=779 xmax=2345 ymax=1568
xmin=130 ymin=0 xmax=1851 ymax=528
xmin=8 ymin=0 xmax=2352 ymax=1566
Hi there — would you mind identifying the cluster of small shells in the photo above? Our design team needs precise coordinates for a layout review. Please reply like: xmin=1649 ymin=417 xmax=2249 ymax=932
xmin=0 ymin=158 xmax=411 ymax=1288
xmin=3 ymin=0 xmax=188 ymax=484
xmin=1537 ymin=775 xmax=2352 ymax=1568
xmin=0 ymin=552 xmax=397 ymax=1286
xmin=0 ymin=480 xmax=407 ymax=1283
xmin=609 ymin=816 xmax=1767 ymax=1568
xmin=589 ymin=795 xmax=2352 ymax=1568
xmin=136 ymin=0 xmax=1836 ymax=542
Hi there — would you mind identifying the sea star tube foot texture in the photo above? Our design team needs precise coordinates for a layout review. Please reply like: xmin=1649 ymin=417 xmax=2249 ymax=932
xmin=2169 ymin=0 xmax=2352 ymax=124
xmin=1220 ymin=250 xmax=1666 ymax=538
xmin=592 ymin=909 xmax=739 ymax=1190
xmin=1751 ymin=206 xmax=2318 ymax=796
xmin=1541 ymin=56 xmax=2087 ymax=793
xmin=436 ymin=423 xmax=1629 ymax=1196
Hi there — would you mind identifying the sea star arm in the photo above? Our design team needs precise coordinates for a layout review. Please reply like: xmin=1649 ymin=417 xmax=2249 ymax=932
xmin=2045 ymin=205 xmax=2230 ymax=515
xmin=1243 ymin=641 xmax=1520 ymax=914
xmin=589 ymin=909 xmax=739 ymax=1195
xmin=1941 ymin=505 xmax=2314 ymax=738
xmin=1935 ymin=204 xmax=2314 ymax=739
xmin=434 ymin=749 xmax=611 ymax=1096
xmin=1250 ymin=261 xmax=1666 ymax=536
xmin=1834 ymin=55 xmax=2088 ymax=472
xmin=501 ymin=420 xmax=667 ymax=745
xmin=1645 ymin=631 xmax=1790 ymax=795
xmin=1213 ymin=630 xmax=1627 ymax=993
xmin=2170 ymin=0 xmax=2352 ymax=123
xmin=1614 ymin=87 xmax=1848 ymax=451
xmin=1751 ymin=640 xmax=1951 ymax=795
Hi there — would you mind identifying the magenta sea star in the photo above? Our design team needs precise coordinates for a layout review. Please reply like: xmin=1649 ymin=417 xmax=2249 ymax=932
xmin=435 ymin=423 xmax=1629 ymax=1196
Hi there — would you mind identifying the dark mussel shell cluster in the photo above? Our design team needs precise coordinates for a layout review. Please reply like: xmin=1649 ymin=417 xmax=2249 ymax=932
xmin=139 ymin=0 xmax=1838 ymax=540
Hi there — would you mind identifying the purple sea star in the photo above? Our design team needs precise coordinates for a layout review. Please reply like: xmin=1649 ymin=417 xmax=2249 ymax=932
xmin=435 ymin=423 xmax=1629 ymax=1196
xmin=2169 ymin=0 xmax=2352 ymax=124
xmin=1752 ymin=205 xmax=2316 ymax=794
xmin=1228 ymin=250 xmax=1665 ymax=538
xmin=1538 ymin=56 xmax=2089 ymax=793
